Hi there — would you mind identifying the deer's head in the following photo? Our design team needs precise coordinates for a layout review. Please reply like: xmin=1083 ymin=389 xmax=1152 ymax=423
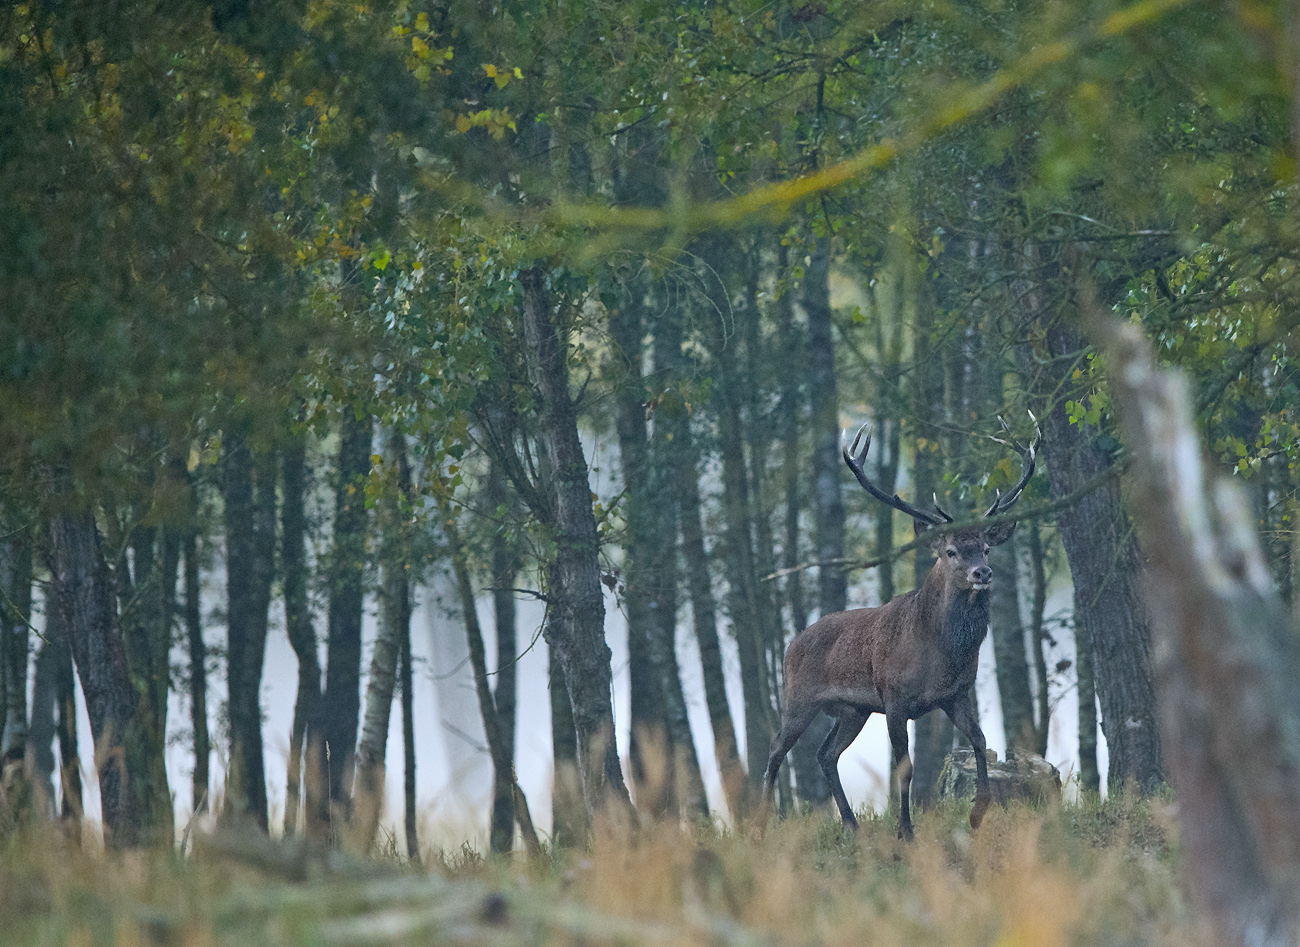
xmin=841 ymin=416 xmax=1041 ymax=592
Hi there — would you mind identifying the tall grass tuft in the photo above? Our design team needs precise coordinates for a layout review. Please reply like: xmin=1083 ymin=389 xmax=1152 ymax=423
xmin=0 ymin=795 xmax=1208 ymax=946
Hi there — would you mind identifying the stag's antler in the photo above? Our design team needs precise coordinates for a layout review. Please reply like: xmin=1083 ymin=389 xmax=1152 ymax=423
xmin=842 ymin=423 xmax=952 ymax=527
xmin=985 ymin=411 xmax=1043 ymax=517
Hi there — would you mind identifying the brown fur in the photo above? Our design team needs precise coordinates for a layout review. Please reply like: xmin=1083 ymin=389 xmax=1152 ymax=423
xmin=762 ymin=421 xmax=1037 ymax=840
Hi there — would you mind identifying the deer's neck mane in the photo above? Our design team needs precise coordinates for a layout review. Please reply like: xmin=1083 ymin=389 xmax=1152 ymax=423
xmin=921 ymin=567 xmax=990 ymax=662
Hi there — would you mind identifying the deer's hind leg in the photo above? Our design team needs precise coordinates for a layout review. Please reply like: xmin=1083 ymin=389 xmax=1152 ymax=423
xmin=761 ymin=702 xmax=819 ymax=817
xmin=817 ymin=708 xmax=869 ymax=829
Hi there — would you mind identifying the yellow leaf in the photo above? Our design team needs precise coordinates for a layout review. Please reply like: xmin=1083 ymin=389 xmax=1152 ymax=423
xmin=412 ymin=35 xmax=428 ymax=55
xmin=483 ymin=63 xmax=497 ymax=77
xmin=455 ymin=114 xmax=472 ymax=133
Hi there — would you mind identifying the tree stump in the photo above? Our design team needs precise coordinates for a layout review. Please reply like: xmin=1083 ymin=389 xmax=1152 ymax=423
xmin=937 ymin=748 xmax=1061 ymax=806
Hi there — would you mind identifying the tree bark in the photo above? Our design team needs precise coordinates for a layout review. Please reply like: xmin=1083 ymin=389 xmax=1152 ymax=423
xmin=656 ymin=288 xmax=748 ymax=819
xmin=1016 ymin=258 xmax=1162 ymax=791
xmin=184 ymin=491 xmax=210 ymax=817
xmin=1075 ymin=614 xmax=1101 ymax=794
xmin=611 ymin=292 xmax=670 ymax=814
xmin=49 ymin=510 xmax=144 ymax=847
xmin=548 ymin=644 xmax=583 ymax=846
xmin=909 ymin=295 xmax=954 ymax=805
xmin=400 ymin=601 xmax=419 ymax=864
xmin=1 ymin=525 xmax=32 ymax=756
xmin=320 ymin=410 xmax=372 ymax=831
xmin=223 ymin=434 xmax=277 ymax=831
xmin=1091 ymin=302 xmax=1300 ymax=947
xmin=487 ymin=458 xmax=518 ymax=852
xmin=518 ymin=267 xmax=631 ymax=826
xmin=26 ymin=596 xmax=60 ymax=819
xmin=281 ymin=433 xmax=321 ymax=837
xmin=796 ymin=234 xmax=842 ymax=806
xmin=990 ymin=536 xmax=1036 ymax=754
xmin=352 ymin=430 xmax=412 ymax=852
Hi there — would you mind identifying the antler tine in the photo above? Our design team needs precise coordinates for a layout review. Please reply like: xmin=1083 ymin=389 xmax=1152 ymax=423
xmin=931 ymin=494 xmax=955 ymax=524
xmin=843 ymin=420 xmax=949 ymax=527
xmin=985 ymin=412 xmax=1043 ymax=517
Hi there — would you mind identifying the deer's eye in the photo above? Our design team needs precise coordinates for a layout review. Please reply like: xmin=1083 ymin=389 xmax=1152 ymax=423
xmin=946 ymin=550 xmax=957 ymax=558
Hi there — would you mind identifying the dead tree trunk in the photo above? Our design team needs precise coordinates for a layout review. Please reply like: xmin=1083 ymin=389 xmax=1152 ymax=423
xmin=1090 ymin=296 xmax=1300 ymax=947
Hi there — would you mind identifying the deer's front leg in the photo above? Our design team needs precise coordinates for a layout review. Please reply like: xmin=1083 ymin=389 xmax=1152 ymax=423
xmin=885 ymin=708 xmax=914 ymax=841
xmin=946 ymin=694 xmax=991 ymax=829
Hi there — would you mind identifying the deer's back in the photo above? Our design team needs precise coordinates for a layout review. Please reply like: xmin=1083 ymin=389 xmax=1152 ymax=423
xmin=784 ymin=593 xmax=926 ymax=713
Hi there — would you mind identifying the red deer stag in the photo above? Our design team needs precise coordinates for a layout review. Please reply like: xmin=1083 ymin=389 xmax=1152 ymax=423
xmin=763 ymin=418 xmax=1040 ymax=839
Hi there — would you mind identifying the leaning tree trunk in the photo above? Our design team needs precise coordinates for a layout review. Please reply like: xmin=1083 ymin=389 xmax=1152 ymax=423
xmin=1090 ymin=297 xmax=1300 ymax=947
xmin=223 ymin=435 xmax=277 ymax=832
xmin=352 ymin=430 xmax=413 ymax=852
xmin=320 ymin=410 xmax=372 ymax=833
xmin=281 ymin=433 xmax=323 ymax=837
xmin=49 ymin=510 xmax=145 ymax=847
xmin=1016 ymin=256 xmax=1162 ymax=791
xmin=519 ymin=267 xmax=632 ymax=826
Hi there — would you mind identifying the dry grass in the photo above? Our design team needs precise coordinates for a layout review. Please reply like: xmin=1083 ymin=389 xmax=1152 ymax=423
xmin=0 ymin=795 xmax=1210 ymax=947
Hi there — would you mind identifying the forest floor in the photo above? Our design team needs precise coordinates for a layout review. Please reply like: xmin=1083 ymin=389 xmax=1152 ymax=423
xmin=0 ymin=794 xmax=1207 ymax=947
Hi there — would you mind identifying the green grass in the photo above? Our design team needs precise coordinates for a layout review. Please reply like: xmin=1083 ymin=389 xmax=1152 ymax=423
xmin=0 ymin=795 xmax=1208 ymax=947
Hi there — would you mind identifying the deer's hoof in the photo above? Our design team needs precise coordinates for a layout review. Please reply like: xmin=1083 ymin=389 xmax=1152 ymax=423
xmin=969 ymin=794 xmax=991 ymax=830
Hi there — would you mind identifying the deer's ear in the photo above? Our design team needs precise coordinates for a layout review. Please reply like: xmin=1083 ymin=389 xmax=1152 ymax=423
xmin=914 ymin=520 xmax=933 ymax=540
xmin=984 ymin=520 xmax=1017 ymax=546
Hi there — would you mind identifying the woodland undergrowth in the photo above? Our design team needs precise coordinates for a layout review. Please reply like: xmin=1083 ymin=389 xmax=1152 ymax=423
xmin=0 ymin=794 xmax=1205 ymax=947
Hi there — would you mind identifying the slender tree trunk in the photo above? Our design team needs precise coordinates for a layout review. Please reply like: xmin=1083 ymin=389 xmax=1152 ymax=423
xmin=184 ymin=492 xmax=210 ymax=816
xmin=281 ymin=433 xmax=324 ymax=838
xmin=352 ymin=431 xmax=412 ymax=852
xmin=320 ymin=411 xmax=372 ymax=832
xmin=400 ymin=603 xmax=419 ymax=863
xmin=49 ymin=510 xmax=143 ymax=847
xmin=519 ymin=267 xmax=631 ymax=826
xmin=1076 ymin=615 xmax=1101 ymax=794
xmin=612 ymin=280 xmax=707 ymax=820
xmin=223 ymin=435 xmax=277 ymax=831
xmin=445 ymin=508 xmax=531 ymax=855
xmin=656 ymin=288 xmax=748 ymax=819
xmin=990 ymin=536 xmax=1036 ymax=754
xmin=910 ymin=296 xmax=954 ymax=806
xmin=611 ymin=292 xmax=670 ymax=814
xmin=487 ymin=458 xmax=518 ymax=852
xmin=1023 ymin=519 xmax=1051 ymax=756
xmin=1 ymin=525 xmax=32 ymax=755
xmin=26 ymin=600 xmax=60 ymax=819
xmin=51 ymin=581 xmax=82 ymax=835
xmin=794 ymin=234 xmax=844 ymax=807
xmin=1016 ymin=257 xmax=1162 ymax=791
xmin=776 ymin=241 xmax=809 ymax=634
